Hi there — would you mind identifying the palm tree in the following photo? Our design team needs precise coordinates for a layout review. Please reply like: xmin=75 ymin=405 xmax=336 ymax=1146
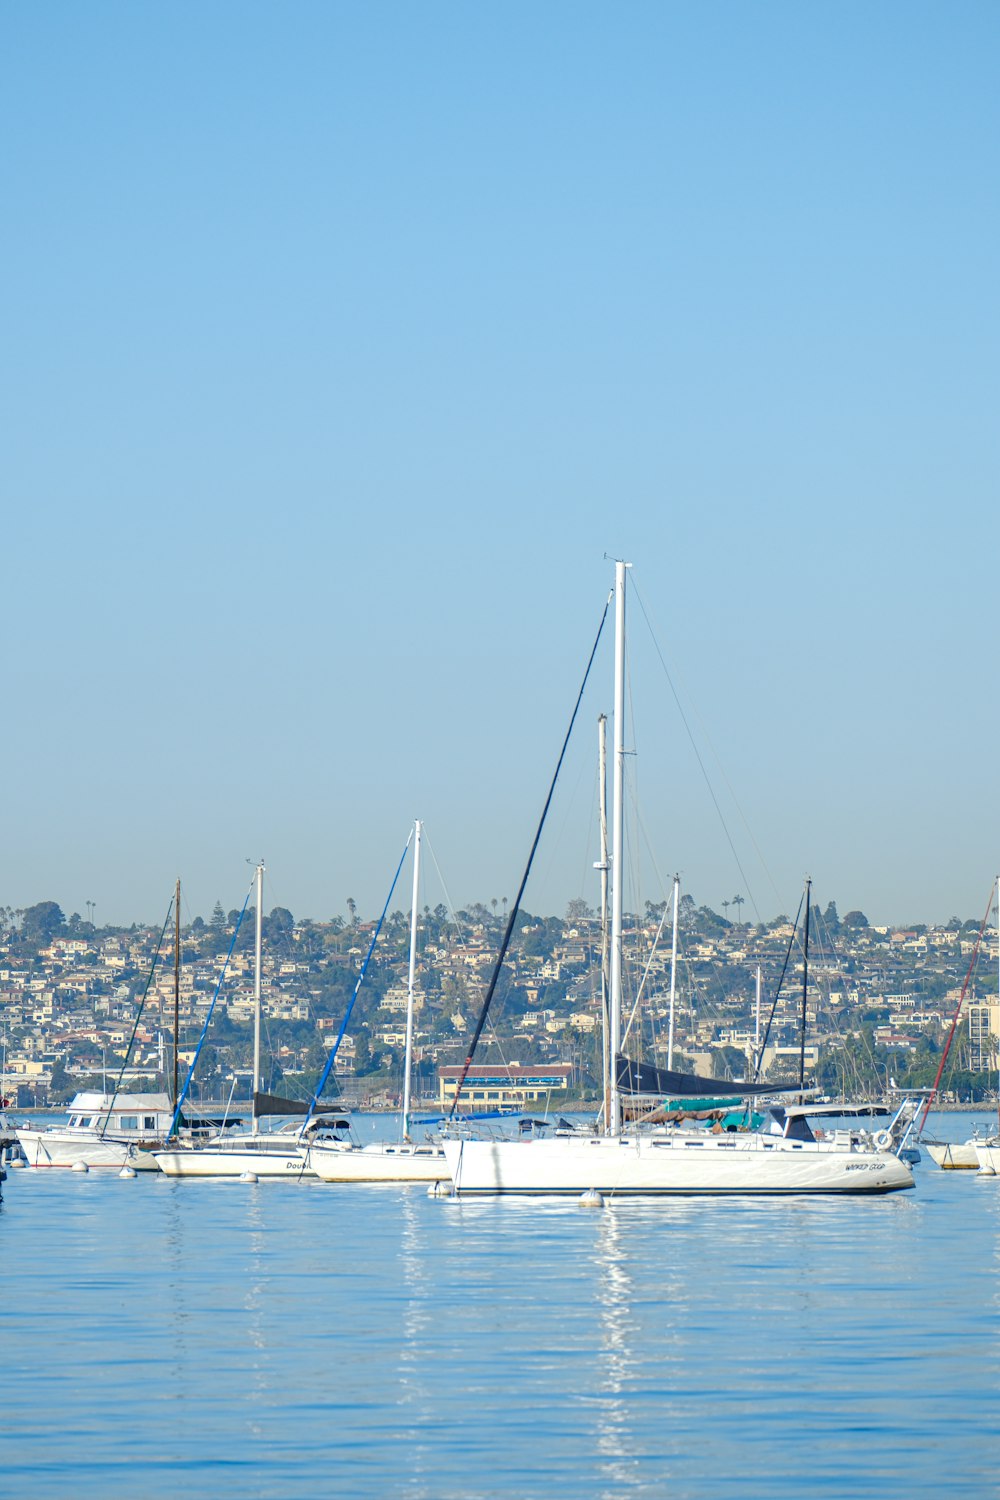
xmin=721 ymin=899 xmax=731 ymax=924
xmin=732 ymin=894 xmax=745 ymax=925
xmin=346 ymin=897 xmax=357 ymax=926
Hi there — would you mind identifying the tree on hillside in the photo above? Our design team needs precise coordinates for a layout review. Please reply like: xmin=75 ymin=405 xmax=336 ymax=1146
xmin=264 ymin=906 xmax=295 ymax=941
xmin=19 ymin=901 xmax=66 ymax=946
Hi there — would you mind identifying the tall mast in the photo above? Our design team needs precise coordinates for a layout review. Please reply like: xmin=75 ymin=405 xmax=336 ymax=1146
xmin=799 ymin=875 xmax=811 ymax=1097
xmin=596 ymin=714 xmax=610 ymax=1133
xmin=402 ymin=819 xmax=422 ymax=1141
xmin=667 ymin=874 xmax=680 ymax=1070
xmin=173 ymin=877 xmax=180 ymax=1107
xmin=755 ymin=962 xmax=762 ymax=1051
xmin=253 ymin=861 xmax=264 ymax=1127
xmin=609 ymin=559 xmax=629 ymax=1137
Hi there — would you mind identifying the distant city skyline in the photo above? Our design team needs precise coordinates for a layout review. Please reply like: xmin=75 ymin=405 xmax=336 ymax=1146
xmin=4 ymin=3 xmax=999 ymax=929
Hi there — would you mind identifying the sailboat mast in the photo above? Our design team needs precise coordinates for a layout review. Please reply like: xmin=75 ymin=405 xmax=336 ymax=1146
xmin=173 ymin=877 xmax=180 ymax=1107
xmin=667 ymin=874 xmax=680 ymax=1070
xmin=253 ymin=861 xmax=264 ymax=1125
xmin=597 ymin=714 xmax=610 ymax=1133
xmin=799 ymin=876 xmax=811 ymax=1096
xmin=609 ymin=559 xmax=629 ymax=1137
xmin=402 ymin=819 xmax=422 ymax=1141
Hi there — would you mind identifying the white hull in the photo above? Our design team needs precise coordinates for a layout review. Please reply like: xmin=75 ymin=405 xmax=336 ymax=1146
xmin=306 ymin=1140 xmax=449 ymax=1183
xmin=974 ymin=1143 xmax=1000 ymax=1174
xmin=443 ymin=1132 xmax=915 ymax=1196
xmin=154 ymin=1142 xmax=315 ymax=1178
xmin=926 ymin=1141 xmax=981 ymax=1170
xmin=16 ymin=1130 xmax=161 ymax=1170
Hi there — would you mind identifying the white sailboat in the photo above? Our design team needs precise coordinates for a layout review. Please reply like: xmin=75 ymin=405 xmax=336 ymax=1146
xmin=304 ymin=821 xmax=450 ymax=1184
xmin=973 ymin=874 xmax=1000 ymax=1176
xmin=444 ymin=560 xmax=914 ymax=1197
xmin=155 ymin=863 xmax=339 ymax=1178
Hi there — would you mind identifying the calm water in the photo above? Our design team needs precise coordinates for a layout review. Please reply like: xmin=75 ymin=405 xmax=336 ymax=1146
xmin=3 ymin=1112 xmax=1000 ymax=1500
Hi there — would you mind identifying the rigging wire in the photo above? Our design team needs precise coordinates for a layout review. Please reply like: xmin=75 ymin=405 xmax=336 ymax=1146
xmin=752 ymin=890 xmax=805 ymax=1081
xmin=168 ymin=879 xmax=254 ymax=1138
xmin=303 ymin=830 xmax=414 ymax=1126
xmin=99 ymin=896 xmax=174 ymax=1138
xmin=448 ymin=591 xmax=612 ymax=1117
xmin=629 ymin=574 xmax=768 ymax=924
xmin=918 ymin=880 xmax=996 ymax=1134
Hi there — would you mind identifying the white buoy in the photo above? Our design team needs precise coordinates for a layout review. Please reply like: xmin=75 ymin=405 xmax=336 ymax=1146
xmin=579 ymin=1188 xmax=605 ymax=1207
xmin=240 ymin=1170 xmax=258 ymax=1183
xmin=428 ymin=1180 xmax=455 ymax=1198
xmin=72 ymin=1160 xmax=90 ymax=1173
xmin=8 ymin=1156 xmax=26 ymax=1169
xmin=119 ymin=1165 xmax=137 ymax=1179
xmin=978 ymin=1165 xmax=996 ymax=1178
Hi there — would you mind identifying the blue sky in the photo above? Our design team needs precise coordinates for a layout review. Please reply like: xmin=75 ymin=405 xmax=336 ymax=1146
xmin=3 ymin=2 xmax=999 ymax=928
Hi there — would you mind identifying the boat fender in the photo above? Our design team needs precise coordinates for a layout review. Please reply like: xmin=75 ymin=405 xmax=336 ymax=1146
xmin=873 ymin=1129 xmax=893 ymax=1151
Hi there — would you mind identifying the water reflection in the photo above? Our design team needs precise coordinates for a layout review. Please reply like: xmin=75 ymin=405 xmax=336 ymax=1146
xmin=592 ymin=1207 xmax=639 ymax=1491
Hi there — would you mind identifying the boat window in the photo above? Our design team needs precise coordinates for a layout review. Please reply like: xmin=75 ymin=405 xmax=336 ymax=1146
xmin=69 ymin=1116 xmax=80 ymax=1127
xmin=684 ymin=1141 xmax=704 ymax=1148
xmin=83 ymin=1116 xmax=96 ymax=1128
xmin=143 ymin=1117 xmax=156 ymax=1130
xmin=119 ymin=1116 xmax=138 ymax=1131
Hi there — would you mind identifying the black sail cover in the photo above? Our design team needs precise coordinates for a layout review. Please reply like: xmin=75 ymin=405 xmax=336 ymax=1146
xmin=253 ymin=1091 xmax=311 ymax=1117
xmin=615 ymin=1055 xmax=793 ymax=1098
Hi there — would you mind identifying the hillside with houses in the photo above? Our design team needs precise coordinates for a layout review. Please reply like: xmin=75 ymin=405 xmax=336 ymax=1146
xmin=1 ymin=895 xmax=997 ymax=1110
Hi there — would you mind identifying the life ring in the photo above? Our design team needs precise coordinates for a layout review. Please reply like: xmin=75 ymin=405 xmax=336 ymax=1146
xmin=873 ymin=1129 xmax=893 ymax=1151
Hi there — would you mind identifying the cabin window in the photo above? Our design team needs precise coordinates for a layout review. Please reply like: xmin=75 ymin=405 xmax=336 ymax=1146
xmin=83 ymin=1116 xmax=96 ymax=1128
xmin=119 ymin=1115 xmax=138 ymax=1131
xmin=143 ymin=1117 xmax=156 ymax=1130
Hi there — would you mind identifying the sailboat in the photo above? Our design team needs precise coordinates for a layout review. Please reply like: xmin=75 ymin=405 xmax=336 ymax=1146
xmin=154 ymin=863 xmax=346 ymax=1178
xmin=911 ymin=875 xmax=1000 ymax=1170
xmin=443 ymin=560 xmax=914 ymax=1197
xmin=303 ymin=821 xmax=450 ymax=1183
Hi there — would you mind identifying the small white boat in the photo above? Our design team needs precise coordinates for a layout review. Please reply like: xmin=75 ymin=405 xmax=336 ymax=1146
xmin=925 ymin=1140 xmax=982 ymax=1170
xmin=16 ymin=1091 xmax=174 ymax=1170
